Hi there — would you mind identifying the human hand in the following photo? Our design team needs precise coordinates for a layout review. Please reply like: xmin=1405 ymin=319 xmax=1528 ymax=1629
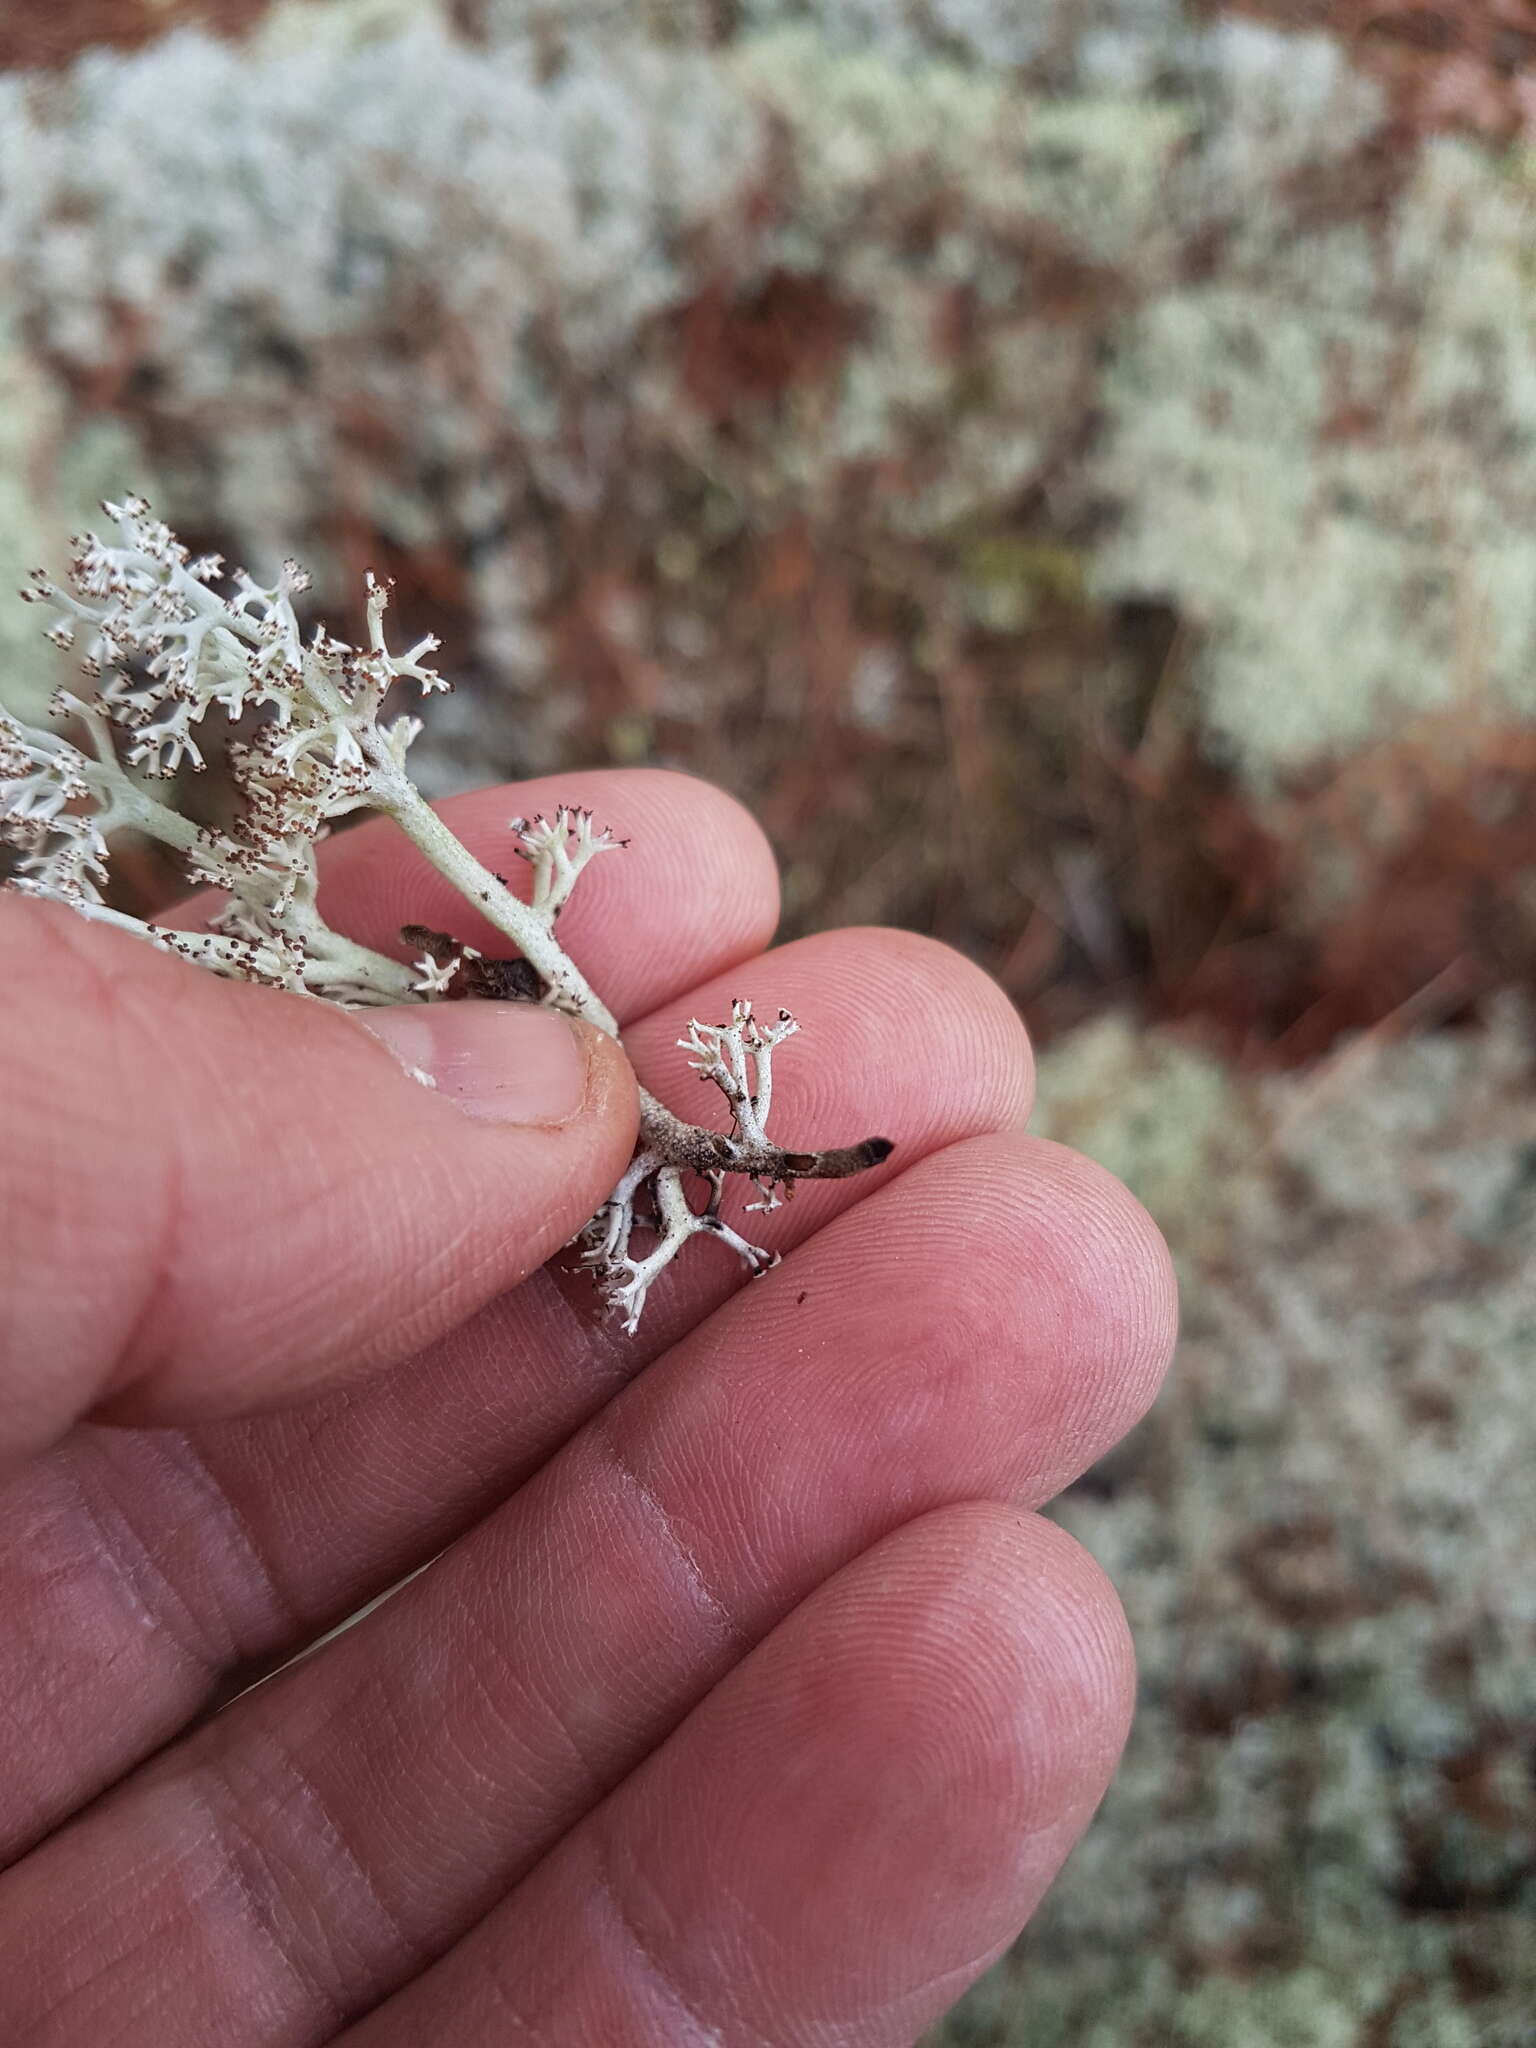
xmin=0 ymin=771 xmax=1175 ymax=2046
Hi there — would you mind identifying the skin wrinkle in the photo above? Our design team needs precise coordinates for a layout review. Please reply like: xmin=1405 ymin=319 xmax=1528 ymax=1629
xmin=57 ymin=1450 xmax=217 ymax=1693
xmin=588 ymin=1404 xmax=752 ymax=1669
xmin=435 ymin=1441 xmax=719 ymax=1838
xmin=182 ymin=1678 xmax=485 ymax=2046
xmin=109 ymin=1121 xmax=187 ymax=1396
xmin=538 ymin=1258 xmax=645 ymax=1392
xmin=196 ymin=1708 xmax=434 ymax=2022
xmin=584 ymin=1824 xmax=738 ymax=2048
xmin=171 ymin=1764 xmax=351 ymax=2041
xmin=0 ymin=1522 xmax=186 ymax=1871
xmin=139 ymin=1431 xmax=305 ymax=1668
xmin=451 ymin=1962 xmax=544 ymax=2042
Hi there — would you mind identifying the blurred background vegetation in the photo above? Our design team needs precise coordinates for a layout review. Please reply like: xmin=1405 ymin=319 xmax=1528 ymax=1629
xmin=2 ymin=2 xmax=1533 ymax=2041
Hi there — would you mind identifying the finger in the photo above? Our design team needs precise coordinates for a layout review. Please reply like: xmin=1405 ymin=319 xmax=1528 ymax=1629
xmin=0 ymin=928 xmax=1032 ymax=1858
xmin=0 ymin=1134 xmax=1172 ymax=2045
xmin=270 ymin=767 xmax=782 ymax=1023
xmin=0 ymin=895 xmax=638 ymax=1463
xmin=345 ymin=1507 xmax=1134 ymax=2048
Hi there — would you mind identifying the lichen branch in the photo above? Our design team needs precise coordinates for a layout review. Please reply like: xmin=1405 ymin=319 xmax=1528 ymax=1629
xmin=1 ymin=499 xmax=892 ymax=1327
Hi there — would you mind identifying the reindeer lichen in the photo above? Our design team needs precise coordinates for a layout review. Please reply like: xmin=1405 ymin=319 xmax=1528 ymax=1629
xmin=0 ymin=497 xmax=890 ymax=1330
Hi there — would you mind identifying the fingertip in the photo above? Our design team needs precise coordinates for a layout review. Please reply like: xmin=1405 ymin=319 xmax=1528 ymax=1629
xmin=791 ymin=1502 xmax=1136 ymax=1810
xmin=853 ymin=1129 xmax=1177 ymax=1467
xmin=825 ymin=926 xmax=1037 ymax=1132
xmin=953 ymin=1504 xmax=1139 ymax=1768
xmin=1010 ymin=1135 xmax=1180 ymax=1439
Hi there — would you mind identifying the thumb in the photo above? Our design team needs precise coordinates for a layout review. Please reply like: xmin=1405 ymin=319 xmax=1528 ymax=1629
xmin=0 ymin=898 xmax=639 ymax=1465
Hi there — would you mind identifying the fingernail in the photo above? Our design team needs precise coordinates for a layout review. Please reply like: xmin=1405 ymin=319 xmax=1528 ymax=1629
xmin=358 ymin=1002 xmax=592 ymax=1125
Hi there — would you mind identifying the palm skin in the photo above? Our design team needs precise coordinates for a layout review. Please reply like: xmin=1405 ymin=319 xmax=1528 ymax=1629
xmin=0 ymin=771 xmax=1175 ymax=2046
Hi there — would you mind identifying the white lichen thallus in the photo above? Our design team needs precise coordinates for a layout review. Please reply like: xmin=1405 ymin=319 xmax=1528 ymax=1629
xmin=0 ymin=497 xmax=890 ymax=1329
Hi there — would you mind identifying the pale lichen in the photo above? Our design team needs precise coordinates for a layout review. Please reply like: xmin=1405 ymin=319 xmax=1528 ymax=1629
xmin=1 ymin=500 xmax=891 ymax=1327
xmin=937 ymin=1004 xmax=1536 ymax=2046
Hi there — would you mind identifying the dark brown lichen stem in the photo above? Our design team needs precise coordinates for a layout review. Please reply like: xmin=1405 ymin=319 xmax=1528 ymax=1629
xmin=400 ymin=924 xmax=542 ymax=1000
xmin=635 ymin=1086 xmax=892 ymax=1184
xmin=783 ymin=1138 xmax=895 ymax=1178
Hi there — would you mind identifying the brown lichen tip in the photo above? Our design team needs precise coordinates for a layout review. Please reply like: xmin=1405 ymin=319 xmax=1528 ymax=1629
xmin=783 ymin=1136 xmax=894 ymax=1179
